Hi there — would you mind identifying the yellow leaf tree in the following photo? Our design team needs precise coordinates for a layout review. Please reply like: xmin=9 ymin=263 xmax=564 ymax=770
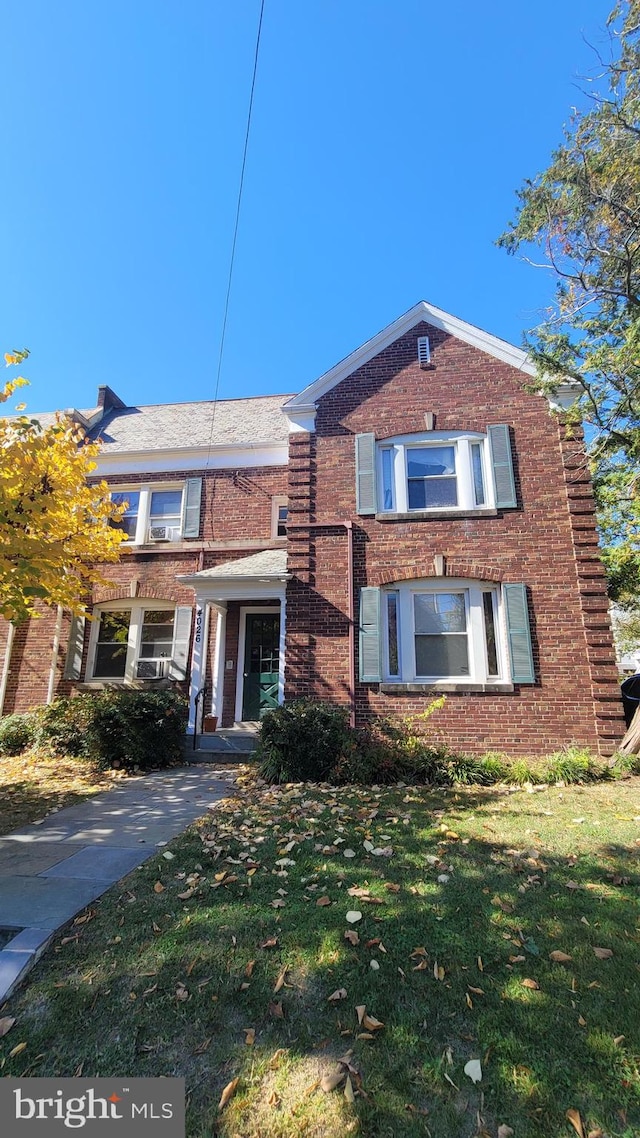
xmin=0 ymin=353 xmax=126 ymax=623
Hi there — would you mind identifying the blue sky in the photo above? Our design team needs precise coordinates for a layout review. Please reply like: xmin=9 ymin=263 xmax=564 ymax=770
xmin=1 ymin=0 xmax=611 ymax=412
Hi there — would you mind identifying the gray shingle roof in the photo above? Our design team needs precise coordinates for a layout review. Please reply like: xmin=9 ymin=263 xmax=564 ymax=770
xmin=190 ymin=549 xmax=288 ymax=579
xmin=92 ymin=394 xmax=292 ymax=452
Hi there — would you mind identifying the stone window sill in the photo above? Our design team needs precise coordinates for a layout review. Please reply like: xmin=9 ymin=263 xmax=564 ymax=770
xmin=376 ymin=509 xmax=499 ymax=522
xmin=379 ymin=682 xmax=515 ymax=694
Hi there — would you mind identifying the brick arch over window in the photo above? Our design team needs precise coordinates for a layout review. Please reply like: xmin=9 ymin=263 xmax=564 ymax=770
xmin=372 ymin=559 xmax=504 ymax=587
xmin=92 ymin=584 xmax=178 ymax=604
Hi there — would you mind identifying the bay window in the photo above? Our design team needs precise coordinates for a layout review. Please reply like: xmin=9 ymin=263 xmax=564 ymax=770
xmin=378 ymin=434 xmax=491 ymax=514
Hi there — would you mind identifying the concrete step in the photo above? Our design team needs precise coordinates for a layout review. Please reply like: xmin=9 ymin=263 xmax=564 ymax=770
xmin=184 ymin=728 xmax=259 ymax=760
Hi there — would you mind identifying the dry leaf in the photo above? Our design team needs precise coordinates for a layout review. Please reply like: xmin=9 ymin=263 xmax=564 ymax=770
xmin=245 ymin=960 xmax=256 ymax=978
xmin=592 ymin=946 xmax=613 ymax=960
xmin=260 ymin=937 xmax=278 ymax=949
xmin=0 ymin=1017 xmax=16 ymax=1038
xmin=477 ymin=956 xmax=483 ymax=972
xmin=268 ymin=1048 xmax=287 ymax=1069
xmin=370 ymin=959 xmax=380 ymax=971
xmin=587 ymin=1130 xmax=604 ymax=1138
xmin=316 ymin=896 xmax=331 ymax=907
xmin=328 ymin=988 xmax=347 ymax=1002
xmin=274 ymin=966 xmax=288 ymax=993
xmin=321 ymin=1066 xmax=345 ymax=1092
xmin=344 ymin=930 xmax=360 ymax=946
xmin=566 ymin=1107 xmax=584 ymax=1138
xmin=578 ymin=1015 xmax=587 ymax=1027
xmin=346 ymin=910 xmax=362 ymax=923
xmin=433 ymin=961 xmax=445 ymax=981
xmin=343 ymin=849 xmax=356 ymax=858
xmin=613 ymin=1035 xmax=625 ymax=1045
xmin=362 ymin=1014 xmax=384 ymax=1031
xmin=444 ymin=830 xmax=460 ymax=840
xmin=9 ymin=1042 xmax=27 ymax=1058
xmin=464 ymin=1058 xmax=482 ymax=1083
xmin=218 ymin=1078 xmax=239 ymax=1111
xmin=549 ymin=950 xmax=573 ymax=963
xmin=269 ymin=1000 xmax=284 ymax=1019
xmin=153 ymin=882 xmax=165 ymax=893
xmin=498 ymin=1127 xmax=514 ymax=1138
xmin=193 ymin=1037 xmax=211 ymax=1054
xmin=344 ymin=1075 xmax=355 ymax=1103
xmin=522 ymin=978 xmax=540 ymax=990
xmin=244 ymin=1028 xmax=256 ymax=1045
xmin=355 ymin=1004 xmax=367 ymax=1025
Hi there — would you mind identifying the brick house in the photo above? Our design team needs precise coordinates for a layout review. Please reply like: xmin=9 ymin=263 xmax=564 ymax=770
xmin=0 ymin=302 xmax=625 ymax=755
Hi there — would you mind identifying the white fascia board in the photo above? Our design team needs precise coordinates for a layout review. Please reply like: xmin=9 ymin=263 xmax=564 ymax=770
xmin=94 ymin=443 xmax=288 ymax=476
xmin=177 ymin=577 xmax=288 ymax=602
xmin=283 ymin=406 xmax=317 ymax=433
xmin=283 ymin=301 xmax=540 ymax=413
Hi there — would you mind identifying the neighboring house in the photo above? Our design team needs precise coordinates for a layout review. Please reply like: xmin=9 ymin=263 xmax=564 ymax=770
xmin=610 ymin=604 xmax=640 ymax=674
xmin=0 ymin=302 xmax=625 ymax=754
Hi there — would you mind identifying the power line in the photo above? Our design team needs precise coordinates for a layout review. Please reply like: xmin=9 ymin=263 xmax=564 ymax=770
xmin=206 ymin=0 xmax=265 ymax=467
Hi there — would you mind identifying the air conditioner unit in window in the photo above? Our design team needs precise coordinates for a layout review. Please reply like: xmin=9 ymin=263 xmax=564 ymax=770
xmin=148 ymin=525 xmax=180 ymax=542
xmin=136 ymin=659 xmax=168 ymax=680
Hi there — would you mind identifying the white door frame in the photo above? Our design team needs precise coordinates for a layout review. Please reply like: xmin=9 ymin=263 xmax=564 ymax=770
xmin=235 ymin=605 xmax=282 ymax=724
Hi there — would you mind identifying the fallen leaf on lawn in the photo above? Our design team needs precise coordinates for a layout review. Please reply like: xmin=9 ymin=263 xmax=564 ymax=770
xmin=587 ymin=1130 xmax=604 ymax=1138
xmin=344 ymin=1075 xmax=355 ymax=1104
xmin=385 ymin=882 xmax=400 ymax=893
xmin=363 ymin=840 xmax=374 ymax=852
xmin=0 ymin=1017 xmax=16 ymax=1038
xmin=274 ymin=966 xmax=288 ymax=993
xmin=268 ymin=1048 xmax=287 ymax=1069
xmin=522 ymin=978 xmax=540 ymax=990
xmin=466 ymin=992 xmax=474 ymax=1009
xmin=613 ymin=1035 xmax=625 ymax=1045
xmin=343 ymin=849 xmax=356 ymax=858
xmin=355 ymin=1005 xmax=366 ymax=1025
xmin=271 ymin=899 xmax=285 ymax=909
xmin=9 ymin=1042 xmax=27 ymax=1058
xmin=245 ymin=960 xmax=256 ymax=978
xmin=464 ymin=1058 xmax=482 ymax=1084
xmin=260 ymin=937 xmax=278 ymax=949
xmin=344 ymin=930 xmax=359 ymax=946
xmin=477 ymin=956 xmax=483 ymax=971
xmin=370 ymin=959 xmax=380 ymax=971
xmin=178 ymin=888 xmax=196 ymax=900
xmin=218 ymin=1078 xmax=239 ymax=1111
xmin=549 ymin=950 xmax=573 ymax=963
xmin=346 ymin=911 xmax=362 ymax=923
xmin=592 ymin=946 xmax=613 ymax=960
xmin=193 ymin=1037 xmax=211 ymax=1054
xmin=362 ymin=1014 xmax=384 ymax=1031
xmin=468 ymin=986 xmax=484 ymax=995
xmin=444 ymin=830 xmax=460 ymax=840
xmin=509 ymin=955 xmax=526 ymax=963
xmin=497 ymin=1127 xmax=514 ymax=1138
xmin=328 ymin=988 xmax=347 ymax=1002
xmin=443 ymin=1071 xmax=460 ymax=1091
xmin=162 ymin=851 xmax=175 ymax=860
xmin=269 ymin=1001 xmax=284 ymax=1019
xmin=153 ymin=882 xmax=165 ymax=893
xmin=244 ymin=1028 xmax=255 ymax=1045
xmin=356 ymin=1032 xmax=375 ymax=1040
xmin=565 ymin=881 xmax=580 ymax=890
xmin=578 ymin=1015 xmax=587 ymax=1027
xmin=316 ymin=896 xmax=331 ymax=907
xmin=410 ymin=947 xmax=428 ymax=959
xmin=566 ymin=1107 xmax=584 ymax=1137
xmin=434 ymin=961 xmax=445 ymax=981
xmin=175 ymin=984 xmax=189 ymax=1002
xmin=321 ymin=1066 xmax=345 ymax=1092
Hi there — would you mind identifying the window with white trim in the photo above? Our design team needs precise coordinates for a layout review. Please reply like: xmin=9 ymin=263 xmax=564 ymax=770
xmin=272 ymin=496 xmax=288 ymax=539
xmin=382 ymin=579 xmax=505 ymax=684
xmin=377 ymin=432 xmax=492 ymax=514
xmin=88 ymin=602 xmax=192 ymax=682
xmin=109 ymin=478 xmax=202 ymax=544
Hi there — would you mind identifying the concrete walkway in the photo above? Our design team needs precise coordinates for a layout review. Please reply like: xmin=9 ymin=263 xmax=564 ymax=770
xmin=0 ymin=765 xmax=236 ymax=1003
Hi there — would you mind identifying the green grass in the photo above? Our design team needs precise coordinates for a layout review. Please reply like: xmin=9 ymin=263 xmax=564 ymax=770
xmin=1 ymin=773 xmax=640 ymax=1138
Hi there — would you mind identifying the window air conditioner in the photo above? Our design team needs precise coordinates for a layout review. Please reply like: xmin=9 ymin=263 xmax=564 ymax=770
xmin=136 ymin=659 xmax=168 ymax=680
xmin=148 ymin=525 xmax=179 ymax=542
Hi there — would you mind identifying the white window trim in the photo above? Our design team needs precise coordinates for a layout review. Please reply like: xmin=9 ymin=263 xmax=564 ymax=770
xmin=87 ymin=600 xmax=176 ymax=683
xmin=110 ymin=482 xmax=185 ymax=545
xmin=382 ymin=578 xmax=507 ymax=685
xmin=271 ymin=495 xmax=288 ymax=540
xmin=377 ymin=431 xmax=495 ymax=514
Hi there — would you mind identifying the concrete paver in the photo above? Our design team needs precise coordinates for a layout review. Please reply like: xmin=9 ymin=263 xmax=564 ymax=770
xmin=0 ymin=764 xmax=236 ymax=1002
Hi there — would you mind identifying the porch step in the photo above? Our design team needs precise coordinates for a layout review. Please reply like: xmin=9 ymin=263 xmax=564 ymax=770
xmin=184 ymin=727 xmax=259 ymax=761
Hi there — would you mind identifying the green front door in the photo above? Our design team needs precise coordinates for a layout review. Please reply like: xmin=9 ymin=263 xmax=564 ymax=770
xmin=242 ymin=613 xmax=281 ymax=720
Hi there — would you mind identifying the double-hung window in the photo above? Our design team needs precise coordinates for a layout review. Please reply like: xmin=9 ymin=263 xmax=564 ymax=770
xmin=378 ymin=434 xmax=491 ymax=514
xmin=109 ymin=478 xmax=202 ymax=544
xmin=89 ymin=602 xmax=193 ymax=682
xmin=379 ymin=580 xmax=508 ymax=685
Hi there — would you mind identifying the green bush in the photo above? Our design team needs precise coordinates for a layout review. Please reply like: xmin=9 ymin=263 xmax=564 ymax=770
xmin=544 ymin=745 xmax=601 ymax=784
xmin=36 ymin=688 xmax=188 ymax=771
xmin=257 ymin=699 xmax=353 ymax=783
xmin=610 ymin=750 xmax=640 ymax=777
xmin=0 ymin=713 xmax=38 ymax=756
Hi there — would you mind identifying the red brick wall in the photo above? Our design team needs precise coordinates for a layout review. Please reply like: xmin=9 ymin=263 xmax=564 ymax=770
xmin=285 ymin=321 xmax=624 ymax=756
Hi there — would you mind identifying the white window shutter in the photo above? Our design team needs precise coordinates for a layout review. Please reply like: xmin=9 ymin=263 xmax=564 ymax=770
xmin=64 ymin=614 xmax=86 ymax=681
xmin=488 ymin=424 xmax=517 ymax=508
xmin=359 ymin=587 xmax=382 ymax=682
xmin=182 ymin=478 xmax=203 ymax=538
xmin=355 ymin=433 xmax=377 ymax=515
xmin=503 ymin=584 xmax=535 ymax=683
xmin=169 ymin=606 xmax=193 ymax=680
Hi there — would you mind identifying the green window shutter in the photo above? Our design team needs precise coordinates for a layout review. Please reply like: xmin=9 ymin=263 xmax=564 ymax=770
xmin=169 ymin=606 xmax=193 ymax=680
xmin=64 ymin=614 xmax=86 ymax=681
xmin=503 ymin=584 xmax=535 ymax=684
xmin=488 ymin=424 xmax=517 ymax=508
xmin=182 ymin=477 xmax=203 ymax=538
xmin=359 ymin=586 xmax=382 ymax=682
xmin=355 ymin=433 xmax=377 ymax=515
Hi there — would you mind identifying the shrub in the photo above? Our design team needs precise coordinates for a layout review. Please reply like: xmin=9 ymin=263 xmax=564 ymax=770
xmin=503 ymin=758 xmax=538 ymax=786
xmin=37 ymin=688 xmax=188 ymax=771
xmin=610 ymin=750 xmax=640 ymax=777
xmin=257 ymin=700 xmax=353 ymax=783
xmin=0 ymin=712 xmax=38 ymax=756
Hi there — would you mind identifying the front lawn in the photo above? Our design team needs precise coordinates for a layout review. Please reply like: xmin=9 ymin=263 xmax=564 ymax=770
xmin=0 ymin=750 xmax=117 ymax=837
xmin=1 ymin=773 xmax=639 ymax=1138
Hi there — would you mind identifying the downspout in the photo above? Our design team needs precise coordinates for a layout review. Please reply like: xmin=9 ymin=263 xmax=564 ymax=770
xmin=0 ymin=622 xmax=16 ymax=717
xmin=47 ymin=605 xmax=64 ymax=705
xmin=286 ymin=519 xmax=357 ymax=729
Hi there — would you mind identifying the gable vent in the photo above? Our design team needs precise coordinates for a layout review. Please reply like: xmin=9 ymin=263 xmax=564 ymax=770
xmin=417 ymin=336 xmax=431 ymax=367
